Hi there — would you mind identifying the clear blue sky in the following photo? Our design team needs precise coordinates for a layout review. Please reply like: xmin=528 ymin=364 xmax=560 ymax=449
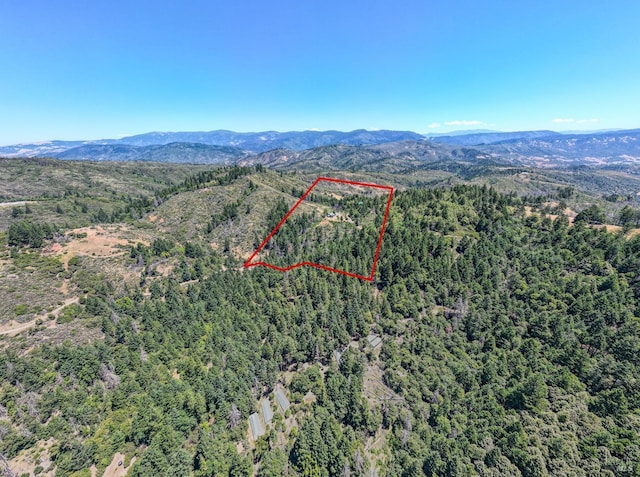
xmin=1 ymin=0 xmax=639 ymax=144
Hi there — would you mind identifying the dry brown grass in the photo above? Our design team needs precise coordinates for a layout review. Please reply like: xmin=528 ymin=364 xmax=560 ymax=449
xmin=0 ymin=158 xmax=210 ymax=202
xmin=46 ymin=225 xmax=150 ymax=262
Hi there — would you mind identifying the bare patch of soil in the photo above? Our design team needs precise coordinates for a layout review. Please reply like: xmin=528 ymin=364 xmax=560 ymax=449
xmin=47 ymin=226 xmax=144 ymax=263
xmin=626 ymin=228 xmax=640 ymax=238
xmin=153 ymin=259 xmax=175 ymax=277
xmin=363 ymin=363 xmax=401 ymax=408
xmin=102 ymin=452 xmax=136 ymax=477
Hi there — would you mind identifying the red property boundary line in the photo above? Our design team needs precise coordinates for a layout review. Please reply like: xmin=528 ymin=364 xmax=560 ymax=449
xmin=243 ymin=177 xmax=394 ymax=281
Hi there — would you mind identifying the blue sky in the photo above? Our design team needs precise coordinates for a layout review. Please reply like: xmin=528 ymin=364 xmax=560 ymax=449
xmin=1 ymin=0 xmax=639 ymax=144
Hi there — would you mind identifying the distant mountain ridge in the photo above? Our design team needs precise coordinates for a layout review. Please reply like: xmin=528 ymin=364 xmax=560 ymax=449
xmin=1 ymin=128 xmax=639 ymax=169
xmin=429 ymin=130 xmax=561 ymax=146
xmin=425 ymin=129 xmax=500 ymax=138
xmin=55 ymin=142 xmax=248 ymax=164
xmin=237 ymin=141 xmax=496 ymax=174
xmin=0 ymin=129 xmax=424 ymax=159
xmin=238 ymin=130 xmax=640 ymax=172
xmin=476 ymin=129 xmax=640 ymax=167
xmin=114 ymin=129 xmax=425 ymax=151
xmin=0 ymin=140 xmax=92 ymax=158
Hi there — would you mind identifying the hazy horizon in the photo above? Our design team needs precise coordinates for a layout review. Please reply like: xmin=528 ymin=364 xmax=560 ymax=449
xmin=3 ymin=126 xmax=639 ymax=148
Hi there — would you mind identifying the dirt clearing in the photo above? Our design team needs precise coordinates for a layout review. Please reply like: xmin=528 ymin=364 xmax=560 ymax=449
xmin=46 ymin=225 xmax=146 ymax=263
xmin=101 ymin=452 xmax=136 ymax=477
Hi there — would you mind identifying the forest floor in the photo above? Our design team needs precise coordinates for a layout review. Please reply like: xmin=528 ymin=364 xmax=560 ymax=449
xmin=524 ymin=205 xmax=576 ymax=222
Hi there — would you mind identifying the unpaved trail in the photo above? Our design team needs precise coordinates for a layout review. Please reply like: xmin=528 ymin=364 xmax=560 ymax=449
xmin=0 ymin=200 xmax=35 ymax=207
xmin=0 ymin=320 xmax=38 ymax=336
xmin=0 ymin=296 xmax=79 ymax=336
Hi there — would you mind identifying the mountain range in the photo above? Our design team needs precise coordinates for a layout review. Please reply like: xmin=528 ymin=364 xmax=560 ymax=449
xmin=1 ymin=128 xmax=639 ymax=169
xmin=0 ymin=129 xmax=422 ymax=159
xmin=428 ymin=130 xmax=561 ymax=145
xmin=54 ymin=142 xmax=248 ymax=164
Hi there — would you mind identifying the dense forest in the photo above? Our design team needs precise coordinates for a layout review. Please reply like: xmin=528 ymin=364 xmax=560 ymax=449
xmin=1 ymin=172 xmax=640 ymax=476
xmin=255 ymin=190 xmax=388 ymax=276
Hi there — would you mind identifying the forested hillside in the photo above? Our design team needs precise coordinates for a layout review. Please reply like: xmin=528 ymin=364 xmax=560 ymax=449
xmin=1 ymin=164 xmax=639 ymax=476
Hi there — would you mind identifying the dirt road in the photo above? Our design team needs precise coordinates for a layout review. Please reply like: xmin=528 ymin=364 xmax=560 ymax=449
xmin=0 ymin=296 xmax=79 ymax=336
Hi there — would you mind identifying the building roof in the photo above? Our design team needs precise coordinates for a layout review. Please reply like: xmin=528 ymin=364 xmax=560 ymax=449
xmin=367 ymin=334 xmax=382 ymax=348
xmin=261 ymin=399 xmax=273 ymax=424
xmin=249 ymin=412 xmax=265 ymax=440
xmin=275 ymin=388 xmax=290 ymax=412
